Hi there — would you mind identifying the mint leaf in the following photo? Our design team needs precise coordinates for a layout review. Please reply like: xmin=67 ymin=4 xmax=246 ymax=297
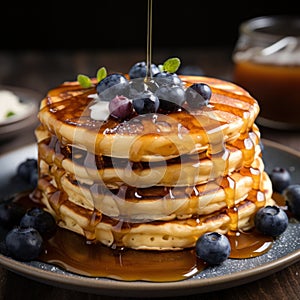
xmin=96 ymin=67 xmax=107 ymax=82
xmin=163 ymin=57 xmax=181 ymax=73
xmin=77 ymin=74 xmax=92 ymax=88
xmin=6 ymin=111 xmax=15 ymax=118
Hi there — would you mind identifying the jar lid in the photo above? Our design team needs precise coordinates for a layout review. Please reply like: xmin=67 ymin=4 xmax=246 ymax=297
xmin=240 ymin=15 xmax=300 ymax=42
xmin=235 ymin=15 xmax=300 ymax=65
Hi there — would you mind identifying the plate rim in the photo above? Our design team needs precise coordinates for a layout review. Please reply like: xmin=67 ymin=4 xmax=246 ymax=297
xmin=262 ymin=138 xmax=300 ymax=158
xmin=0 ymin=139 xmax=300 ymax=297
xmin=0 ymin=242 xmax=300 ymax=295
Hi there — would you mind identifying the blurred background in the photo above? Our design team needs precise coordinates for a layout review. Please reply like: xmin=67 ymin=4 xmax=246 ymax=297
xmin=1 ymin=0 xmax=299 ymax=51
xmin=0 ymin=1 xmax=298 ymax=90
xmin=0 ymin=0 xmax=299 ymax=99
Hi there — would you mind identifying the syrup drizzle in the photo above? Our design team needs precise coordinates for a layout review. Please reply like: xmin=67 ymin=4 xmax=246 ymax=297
xmin=145 ymin=0 xmax=153 ymax=81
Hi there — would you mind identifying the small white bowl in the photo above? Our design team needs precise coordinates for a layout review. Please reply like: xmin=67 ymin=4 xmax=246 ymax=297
xmin=0 ymin=85 xmax=42 ymax=142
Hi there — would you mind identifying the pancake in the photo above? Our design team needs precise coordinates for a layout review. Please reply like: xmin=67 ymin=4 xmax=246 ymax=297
xmin=37 ymin=76 xmax=259 ymax=162
xmin=36 ymin=125 xmax=261 ymax=188
xmin=36 ymin=169 xmax=274 ymax=250
xmin=33 ymin=74 xmax=274 ymax=251
xmin=40 ymin=158 xmax=262 ymax=219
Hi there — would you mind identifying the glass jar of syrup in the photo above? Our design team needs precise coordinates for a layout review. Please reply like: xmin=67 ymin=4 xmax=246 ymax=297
xmin=232 ymin=15 xmax=300 ymax=130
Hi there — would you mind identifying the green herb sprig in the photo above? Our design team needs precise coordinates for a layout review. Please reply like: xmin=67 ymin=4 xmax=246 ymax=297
xmin=162 ymin=57 xmax=181 ymax=73
xmin=77 ymin=56 xmax=181 ymax=88
xmin=77 ymin=67 xmax=108 ymax=88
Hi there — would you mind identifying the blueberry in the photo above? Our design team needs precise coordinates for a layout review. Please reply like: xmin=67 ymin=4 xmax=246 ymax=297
xmin=127 ymin=78 xmax=159 ymax=99
xmin=195 ymin=232 xmax=231 ymax=265
xmin=20 ymin=207 xmax=57 ymax=238
xmin=0 ymin=239 xmax=9 ymax=256
xmin=155 ymin=84 xmax=185 ymax=112
xmin=29 ymin=170 xmax=38 ymax=188
xmin=132 ymin=92 xmax=160 ymax=115
xmin=283 ymin=184 xmax=300 ymax=220
xmin=269 ymin=167 xmax=291 ymax=193
xmin=0 ymin=201 xmax=26 ymax=229
xmin=5 ymin=227 xmax=43 ymax=261
xmin=254 ymin=205 xmax=288 ymax=237
xmin=153 ymin=72 xmax=182 ymax=86
xmin=17 ymin=158 xmax=37 ymax=182
xmin=108 ymin=95 xmax=133 ymax=120
xmin=128 ymin=61 xmax=160 ymax=79
xmin=96 ymin=73 xmax=129 ymax=101
xmin=185 ymin=83 xmax=211 ymax=109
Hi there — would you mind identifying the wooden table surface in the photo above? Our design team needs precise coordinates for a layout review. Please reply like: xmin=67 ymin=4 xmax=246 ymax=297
xmin=0 ymin=48 xmax=299 ymax=300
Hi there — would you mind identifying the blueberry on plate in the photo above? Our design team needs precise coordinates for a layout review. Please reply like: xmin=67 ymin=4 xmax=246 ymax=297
xmin=16 ymin=158 xmax=37 ymax=183
xmin=254 ymin=205 xmax=288 ymax=237
xmin=283 ymin=184 xmax=300 ymax=220
xmin=269 ymin=167 xmax=291 ymax=193
xmin=195 ymin=232 xmax=231 ymax=265
xmin=29 ymin=170 xmax=38 ymax=188
xmin=5 ymin=226 xmax=43 ymax=261
xmin=0 ymin=201 xmax=26 ymax=229
xmin=20 ymin=207 xmax=57 ymax=238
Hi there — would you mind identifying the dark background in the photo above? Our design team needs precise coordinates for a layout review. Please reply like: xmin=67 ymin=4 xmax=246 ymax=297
xmin=1 ymin=1 xmax=299 ymax=51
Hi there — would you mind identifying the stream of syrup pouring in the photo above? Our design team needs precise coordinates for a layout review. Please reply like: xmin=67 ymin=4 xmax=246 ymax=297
xmin=18 ymin=0 xmax=273 ymax=283
xmin=145 ymin=0 xmax=153 ymax=82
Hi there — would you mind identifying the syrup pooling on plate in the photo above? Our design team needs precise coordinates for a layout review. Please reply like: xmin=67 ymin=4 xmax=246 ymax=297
xmin=13 ymin=192 xmax=276 ymax=282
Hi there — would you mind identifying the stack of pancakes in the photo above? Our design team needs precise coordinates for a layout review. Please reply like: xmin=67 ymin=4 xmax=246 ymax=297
xmin=34 ymin=75 xmax=274 ymax=250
